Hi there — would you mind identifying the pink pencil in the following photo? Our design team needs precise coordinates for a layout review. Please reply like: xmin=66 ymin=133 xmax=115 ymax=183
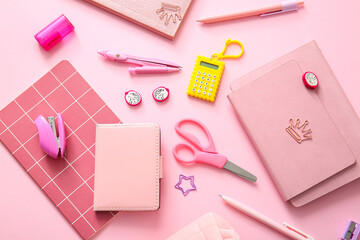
xmin=197 ymin=0 xmax=304 ymax=24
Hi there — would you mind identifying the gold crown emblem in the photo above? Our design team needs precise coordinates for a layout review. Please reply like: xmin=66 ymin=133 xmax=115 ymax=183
xmin=285 ymin=119 xmax=312 ymax=144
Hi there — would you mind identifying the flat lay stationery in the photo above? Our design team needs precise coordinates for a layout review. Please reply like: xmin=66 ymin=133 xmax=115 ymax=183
xmin=2 ymin=0 xmax=360 ymax=239
xmin=83 ymin=0 xmax=193 ymax=39
xmin=228 ymin=41 xmax=360 ymax=207
xmin=173 ymin=119 xmax=257 ymax=182
xmin=197 ymin=0 xmax=304 ymax=24
xmin=0 ymin=60 xmax=120 ymax=239
xmin=94 ymin=123 xmax=162 ymax=211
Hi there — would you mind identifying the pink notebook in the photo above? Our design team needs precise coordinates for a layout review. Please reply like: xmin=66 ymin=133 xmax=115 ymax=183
xmin=94 ymin=123 xmax=162 ymax=211
xmin=0 ymin=60 xmax=120 ymax=239
xmin=228 ymin=41 xmax=360 ymax=207
xmin=84 ymin=0 xmax=193 ymax=39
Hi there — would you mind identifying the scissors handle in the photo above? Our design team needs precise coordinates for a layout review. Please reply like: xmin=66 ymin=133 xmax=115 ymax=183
xmin=175 ymin=119 xmax=216 ymax=152
xmin=173 ymin=144 xmax=227 ymax=168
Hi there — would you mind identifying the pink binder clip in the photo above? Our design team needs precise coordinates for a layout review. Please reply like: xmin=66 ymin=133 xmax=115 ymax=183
xmin=35 ymin=113 xmax=66 ymax=159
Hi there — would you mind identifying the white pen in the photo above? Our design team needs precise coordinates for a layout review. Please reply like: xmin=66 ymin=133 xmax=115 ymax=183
xmin=219 ymin=195 xmax=314 ymax=240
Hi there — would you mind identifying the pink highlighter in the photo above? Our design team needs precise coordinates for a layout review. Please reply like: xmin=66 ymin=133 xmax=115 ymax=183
xmin=34 ymin=14 xmax=74 ymax=51
xmin=35 ymin=113 xmax=66 ymax=159
xmin=98 ymin=51 xmax=182 ymax=74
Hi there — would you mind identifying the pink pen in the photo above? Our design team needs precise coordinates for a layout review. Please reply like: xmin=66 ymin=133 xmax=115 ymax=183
xmin=98 ymin=51 xmax=182 ymax=74
xmin=197 ymin=0 xmax=304 ymax=24
xmin=220 ymin=195 xmax=313 ymax=240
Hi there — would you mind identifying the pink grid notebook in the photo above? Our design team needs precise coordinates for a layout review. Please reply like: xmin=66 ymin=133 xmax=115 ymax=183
xmin=0 ymin=60 xmax=120 ymax=239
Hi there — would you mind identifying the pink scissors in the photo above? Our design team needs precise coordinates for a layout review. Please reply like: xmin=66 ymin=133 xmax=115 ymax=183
xmin=173 ymin=119 xmax=257 ymax=183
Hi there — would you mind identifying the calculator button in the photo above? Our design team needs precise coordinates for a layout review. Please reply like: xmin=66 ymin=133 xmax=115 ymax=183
xmin=203 ymin=91 xmax=206 ymax=94
xmin=209 ymin=88 xmax=212 ymax=91
xmin=196 ymin=75 xmax=199 ymax=78
xmin=197 ymin=71 xmax=201 ymax=74
xmin=201 ymin=76 xmax=205 ymax=80
xmin=200 ymin=81 xmax=203 ymax=84
xmin=212 ymin=79 xmax=215 ymax=83
xmin=208 ymin=93 xmax=211 ymax=96
xmin=206 ymin=78 xmax=210 ymax=81
xmin=202 ymin=72 xmax=206 ymax=76
xmin=208 ymin=73 xmax=211 ymax=77
xmin=199 ymin=85 xmax=202 ymax=89
xmin=197 ymin=90 xmax=201 ymax=93
xmin=195 ymin=79 xmax=198 ymax=83
xmin=213 ymin=75 xmax=216 ymax=78
xmin=204 ymin=87 xmax=207 ymax=90
xmin=205 ymin=82 xmax=208 ymax=86
xmin=193 ymin=84 xmax=197 ymax=87
xmin=210 ymin=84 xmax=214 ymax=87
xmin=192 ymin=88 xmax=196 ymax=91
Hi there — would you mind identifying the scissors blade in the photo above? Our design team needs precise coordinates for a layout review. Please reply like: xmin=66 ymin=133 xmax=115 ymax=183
xmin=223 ymin=160 xmax=257 ymax=183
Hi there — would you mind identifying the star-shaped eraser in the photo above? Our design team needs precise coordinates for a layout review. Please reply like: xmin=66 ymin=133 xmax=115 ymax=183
xmin=175 ymin=174 xmax=197 ymax=196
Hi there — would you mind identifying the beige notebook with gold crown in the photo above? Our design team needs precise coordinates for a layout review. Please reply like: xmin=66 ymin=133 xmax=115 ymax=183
xmin=84 ymin=0 xmax=193 ymax=39
xmin=228 ymin=41 xmax=360 ymax=207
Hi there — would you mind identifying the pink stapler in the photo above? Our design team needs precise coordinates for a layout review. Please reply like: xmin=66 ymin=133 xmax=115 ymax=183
xmin=98 ymin=50 xmax=182 ymax=74
xmin=35 ymin=113 xmax=66 ymax=159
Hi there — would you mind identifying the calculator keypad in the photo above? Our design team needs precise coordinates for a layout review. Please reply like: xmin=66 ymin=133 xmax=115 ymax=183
xmin=189 ymin=70 xmax=219 ymax=100
xmin=187 ymin=56 xmax=225 ymax=102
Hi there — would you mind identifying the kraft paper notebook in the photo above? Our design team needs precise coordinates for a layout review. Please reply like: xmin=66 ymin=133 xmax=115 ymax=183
xmin=0 ymin=60 xmax=120 ymax=239
xmin=94 ymin=123 xmax=162 ymax=211
xmin=228 ymin=41 xmax=360 ymax=207
xmin=84 ymin=0 xmax=193 ymax=39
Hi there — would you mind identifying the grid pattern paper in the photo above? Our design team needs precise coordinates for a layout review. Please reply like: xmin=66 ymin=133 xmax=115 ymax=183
xmin=0 ymin=60 xmax=120 ymax=240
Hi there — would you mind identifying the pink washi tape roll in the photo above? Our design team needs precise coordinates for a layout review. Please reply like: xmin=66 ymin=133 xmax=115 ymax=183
xmin=34 ymin=14 xmax=74 ymax=51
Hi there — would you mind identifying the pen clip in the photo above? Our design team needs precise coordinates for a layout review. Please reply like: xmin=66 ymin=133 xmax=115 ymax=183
xmin=260 ymin=0 xmax=298 ymax=17
xmin=283 ymin=222 xmax=314 ymax=240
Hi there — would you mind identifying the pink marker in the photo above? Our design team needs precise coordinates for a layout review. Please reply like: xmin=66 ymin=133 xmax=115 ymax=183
xmin=98 ymin=51 xmax=182 ymax=74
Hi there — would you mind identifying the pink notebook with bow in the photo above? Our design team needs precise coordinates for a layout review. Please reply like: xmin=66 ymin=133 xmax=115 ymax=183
xmin=228 ymin=41 xmax=360 ymax=207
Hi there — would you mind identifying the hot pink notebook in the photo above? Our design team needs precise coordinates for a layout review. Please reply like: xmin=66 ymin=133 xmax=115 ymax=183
xmin=0 ymin=60 xmax=120 ymax=239
xmin=228 ymin=41 xmax=360 ymax=207
xmin=84 ymin=0 xmax=193 ymax=39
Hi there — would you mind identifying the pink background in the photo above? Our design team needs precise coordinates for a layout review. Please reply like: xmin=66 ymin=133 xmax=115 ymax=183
xmin=1 ymin=0 xmax=360 ymax=239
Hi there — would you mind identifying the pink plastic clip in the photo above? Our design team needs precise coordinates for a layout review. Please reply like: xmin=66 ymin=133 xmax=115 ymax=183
xmin=35 ymin=113 xmax=66 ymax=159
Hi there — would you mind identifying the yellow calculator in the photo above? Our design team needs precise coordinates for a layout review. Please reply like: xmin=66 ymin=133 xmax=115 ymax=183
xmin=187 ymin=56 xmax=225 ymax=102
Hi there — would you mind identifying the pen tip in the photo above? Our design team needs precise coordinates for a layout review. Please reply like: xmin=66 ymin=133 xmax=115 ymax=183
xmin=97 ymin=50 xmax=106 ymax=57
xmin=219 ymin=194 xmax=223 ymax=198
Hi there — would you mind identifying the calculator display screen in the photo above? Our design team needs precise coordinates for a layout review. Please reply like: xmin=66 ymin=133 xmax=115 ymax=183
xmin=200 ymin=61 xmax=219 ymax=70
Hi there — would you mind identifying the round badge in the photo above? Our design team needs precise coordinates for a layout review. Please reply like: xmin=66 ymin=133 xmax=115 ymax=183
xmin=302 ymin=72 xmax=319 ymax=89
xmin=125 ymin=90 xmax=142 ymax=106
xmin=152 ymin=86 xmax=169 ymax=102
